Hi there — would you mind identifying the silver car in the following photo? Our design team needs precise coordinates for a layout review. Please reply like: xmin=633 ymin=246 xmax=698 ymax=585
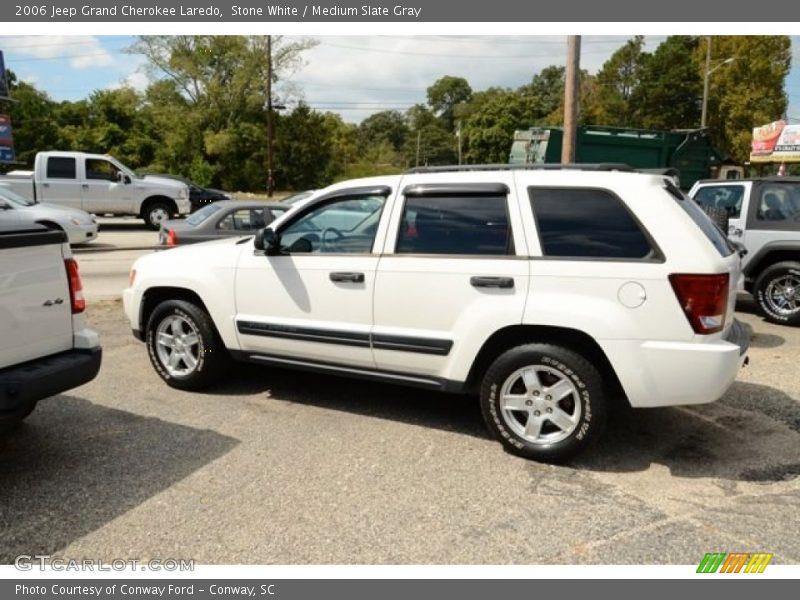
xmin=0 ymin=185 xmax=98 ymax=245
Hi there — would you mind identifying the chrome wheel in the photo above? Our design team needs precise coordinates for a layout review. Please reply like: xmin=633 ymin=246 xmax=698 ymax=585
xmin=765 ymin=274 xmax=800 ymax=316
xmin=149 ymin=207 xmax=170 ymax=227
xmin=155 ymin=315 xmax=201 ymax=377
xmin=499 ymin=365 xmax=581 ymax=445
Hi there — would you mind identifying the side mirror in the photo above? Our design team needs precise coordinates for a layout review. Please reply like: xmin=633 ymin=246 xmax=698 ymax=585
xmin=0 ymin=200 xmax=10 ymax=210
xmin=255 ymin=227 xmax=281 ymax=254
xmin=116 ymin=172 xmax=131 ymax=184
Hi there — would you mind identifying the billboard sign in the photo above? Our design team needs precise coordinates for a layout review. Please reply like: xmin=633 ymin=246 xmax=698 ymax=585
xmin=750 ymin=120 xmax=800 ymax=163
xmin=0 ymin=114 xmax=15 ymax=163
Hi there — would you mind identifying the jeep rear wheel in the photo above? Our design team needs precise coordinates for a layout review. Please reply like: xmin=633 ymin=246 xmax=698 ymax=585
xmin=480 ymin=343 xmax=607 ymax=463
xmin=753 ymin=261 xmax=800 ymax=326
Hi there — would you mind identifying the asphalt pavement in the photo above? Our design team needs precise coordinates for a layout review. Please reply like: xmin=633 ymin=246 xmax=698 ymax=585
xmin=1 ymin=220 xmax=799 ymax=565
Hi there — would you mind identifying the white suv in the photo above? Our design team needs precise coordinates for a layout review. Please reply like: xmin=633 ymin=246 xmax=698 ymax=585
xmin=124 ymin=165 xmax=750 ymax=462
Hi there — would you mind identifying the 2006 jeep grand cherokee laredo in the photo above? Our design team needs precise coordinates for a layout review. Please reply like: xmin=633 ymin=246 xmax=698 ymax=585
xmin=124 ymin=165 xmax=750 ymax=462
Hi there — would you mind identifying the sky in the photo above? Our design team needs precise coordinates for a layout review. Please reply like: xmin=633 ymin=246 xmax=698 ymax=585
xmin=0 ymin=34 xmax=798 ymax=125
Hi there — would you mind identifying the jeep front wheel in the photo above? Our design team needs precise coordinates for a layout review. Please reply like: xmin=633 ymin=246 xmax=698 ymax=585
xmin=753 ymin=261 xmax=800 ymax=326
xmin=146 ymin=300 xmax=228 ymax=390
xmin=480 ymin=343 xmax=607 ymax=463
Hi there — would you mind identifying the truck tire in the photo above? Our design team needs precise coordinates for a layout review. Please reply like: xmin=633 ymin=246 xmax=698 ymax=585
xmin=479 ymin=343 xmax=607 ymax=463
xmin=142 ymin=201 xmax=173 ymax=230
xmin=145 ymin=299 xmax=229 ymax=390
xmin=703 ymin=206 xmax=730 ymax=234
xmin=753 ymin=261 xmax=800 ymax=326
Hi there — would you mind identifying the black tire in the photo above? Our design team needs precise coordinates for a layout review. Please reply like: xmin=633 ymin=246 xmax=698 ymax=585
xmin=142 ymin=201 xmax=173 ymax=231
xmin=703 ymin=206 xmax=730 ymax=234
xmin=753 ymin=261 xmax=800 ymax=326
xmin=480 ymin=343 xmax=607 ymax=463
xmin=145 ymin=299 xmax=229 ymax=390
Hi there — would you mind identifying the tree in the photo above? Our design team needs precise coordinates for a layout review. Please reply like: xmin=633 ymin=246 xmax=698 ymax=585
xmin=632 ymin=36 xmax=702 ymax=130
xmin=594 ymin=36 xmax=648 ymax=126
xmin=426 ymin=76 xmax=472 ymax=130
xmin=461 ymin=88 xmax=539 ymax=163
xmin=358 ymin=110 xmax=408 ymax=153
xmin=402 ymin=104 xmax=456 ymax=166
xmin=5 ymin=71 xmax=59 ymax=165
xmin=273 ymin=103 xmax=336 ymax=190
xmin=519 ymin=65 xmax=566 ymax=121
xmin=128 ymin=35 xmax=317 ymax=190
xmin=702 ymin=36 xmax=791 ymax=163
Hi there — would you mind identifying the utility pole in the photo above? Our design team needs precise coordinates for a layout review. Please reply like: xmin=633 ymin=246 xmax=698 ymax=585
xmin=701 ymin=36 xmax=712 ymax=128
xmin=415 ymin=130 xmax=421 ymax=167
xmin=266 ymin=35 xmax=274 ymax=197
xmin=457 ymin=120 xmax=462 ymax=165
xmin=562 ymin=35 xmax=581 ymax=164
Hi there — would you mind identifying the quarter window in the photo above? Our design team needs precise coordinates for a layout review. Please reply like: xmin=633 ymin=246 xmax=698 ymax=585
xmin=693 ymin=185 xmax=745 ymax=219
xmin=46 ymin=157 xmax=76 ymax=179
xmin=396 ymin=195 xmax=513 ymax=256
xmin=756 ymin=185 xmax=800 ymax=223
xmin=530 ymin=188 xmax=654 ymax=259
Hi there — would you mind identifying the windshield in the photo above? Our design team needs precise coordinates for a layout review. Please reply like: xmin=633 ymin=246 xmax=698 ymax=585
xmin=0 ymin=186 xmax=36 ymax=207
xmin=186 ymin=203 xmax=222 ymax=225
xmin=108 ymin=157 xmax=139 ymax=180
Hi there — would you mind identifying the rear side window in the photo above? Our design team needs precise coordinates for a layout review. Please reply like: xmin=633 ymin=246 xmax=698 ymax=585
xmin=396 ymin=195 xmax=513 ymax=256
xmin=756 ymin=184 xmax=800 ymax=223
xmin=665 ymin=181 xmax=734 ymax=257
xmin=693 ymin=185 xmax=745 ymax=219
xmin=46 ymin=157 xmax=76 ymax=179
xmin=529 ymin=187 xmax=655 ymax=259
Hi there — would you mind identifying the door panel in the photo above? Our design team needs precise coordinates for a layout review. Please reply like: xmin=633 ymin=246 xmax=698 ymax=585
xmin=234 ymin=190 xmax=390 ymax=368
xmin=372 ymin=178 xmax=529 ymax=380
xmin=39 ymin=155 xmax=82 ymax=209
xmin=82 ymin=158 xmax=133 ymax=213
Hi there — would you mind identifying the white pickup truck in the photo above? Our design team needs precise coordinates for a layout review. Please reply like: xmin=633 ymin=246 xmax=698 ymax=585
xmin=0 ymin=151 xmax=191 ymax=229
xmin=0 ymin=223 xmax=102 ymax=431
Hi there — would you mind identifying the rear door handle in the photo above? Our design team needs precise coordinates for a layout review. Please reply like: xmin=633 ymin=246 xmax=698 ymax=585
xmin=470 ymin=276 xmax=514 ymax=289
xmin=330 ymin=272 xmax=365 ymax=283
xmin=81 ymin=184 xmax=89 ymax=190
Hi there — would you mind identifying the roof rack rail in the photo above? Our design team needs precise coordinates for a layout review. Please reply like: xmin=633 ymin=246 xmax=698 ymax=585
xmin=406 ymin=163 xmax=635 ymax=174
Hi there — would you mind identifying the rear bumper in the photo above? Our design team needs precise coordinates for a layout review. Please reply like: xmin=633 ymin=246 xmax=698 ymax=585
xmin=0 ymin=347 xmax=102 ymax=419
xmin=602 ymin=319 xmax=750 ymax=408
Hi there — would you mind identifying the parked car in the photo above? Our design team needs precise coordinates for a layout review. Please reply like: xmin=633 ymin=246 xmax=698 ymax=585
xmin=139 ymin=173 xmax=231 ymax=212
xmin=689 ymin=177 xmax=800 ymax=326
xmin=0 ymin=184 xmax=98 ymax=245
xmin=124 ymin=165 xmax=750 ymax=463
xmin=158 ymin=200 xmax=289 ymax=246
xmin=280 ymin=190 xmax=315 ymax=206
xmin=0 ymin=223 xmax=102 ymax=432
xmin=0 ymin=151 xmax=191 ymax=230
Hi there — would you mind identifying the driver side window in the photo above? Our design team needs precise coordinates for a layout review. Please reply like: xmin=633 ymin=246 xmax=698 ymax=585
xmin=279 ymin=194 xmax=386 ymax=254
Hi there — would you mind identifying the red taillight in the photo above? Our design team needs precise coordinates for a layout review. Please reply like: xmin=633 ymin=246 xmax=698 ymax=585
xmin=669 ymin=273 xmax=729 ymax=334
xmin=167 ymin=229 xmax=178 ymax=247
xmin=65 ymin=258 xmax=86 ymax=314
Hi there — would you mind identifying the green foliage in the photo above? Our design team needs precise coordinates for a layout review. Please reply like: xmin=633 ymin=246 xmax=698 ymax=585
xmin=631 ymin=36 xmax=702 ymax=130
xmin=3 ymin=35 xmax=792 ymax=184
xmin=702 ymin=36 xmax=791 ymax=163
xmin=426 ymin=75 xmax=473 ymax=130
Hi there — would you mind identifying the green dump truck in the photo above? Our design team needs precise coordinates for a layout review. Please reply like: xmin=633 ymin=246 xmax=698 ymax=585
xmin=509 ymin=126 xmax=742 ymax=190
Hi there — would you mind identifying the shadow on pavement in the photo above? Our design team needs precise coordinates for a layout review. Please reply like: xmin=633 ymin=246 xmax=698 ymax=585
xmin=0 ymin=395 xmax=238 ymax=563
xmin=576 ymin=381 xmax=800 ymax=482
xmin=208 ymin=362 xmax=488 ymax=440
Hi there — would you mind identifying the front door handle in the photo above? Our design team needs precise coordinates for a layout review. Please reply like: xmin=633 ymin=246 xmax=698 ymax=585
xmin=330 ymin=272 xmax=365 ymax=283
xmin=470 ymin=276 xmax=514 ymax=289
xmin=81 ymin=184 xmax=89 ymax=190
